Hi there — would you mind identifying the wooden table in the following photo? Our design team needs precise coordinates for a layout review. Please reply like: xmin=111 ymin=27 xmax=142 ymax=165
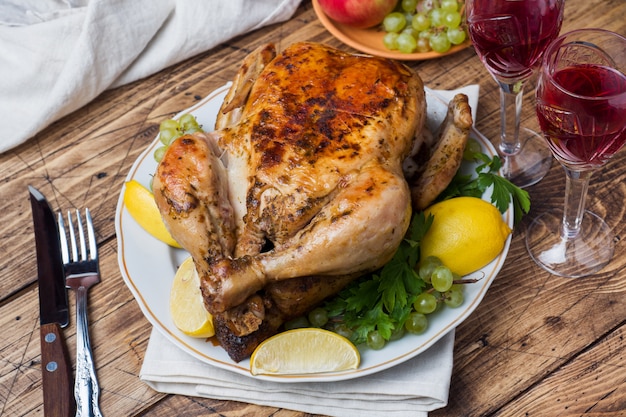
xmin=1 ymin=1 xmax=625 ymax=416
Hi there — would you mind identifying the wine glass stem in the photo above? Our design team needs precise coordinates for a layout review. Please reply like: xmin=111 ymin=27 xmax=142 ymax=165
xmin=561 ymin=167 xmax=593 ymax=239
xmin=498 ymin=80 xmax=526 ymax=157
xmin=496 ymin=80 xmax=528 ymax=180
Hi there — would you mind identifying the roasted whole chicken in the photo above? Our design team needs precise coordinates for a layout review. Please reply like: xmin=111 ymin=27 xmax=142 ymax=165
xmin=153 ymin=42 xmax=472 ymax=361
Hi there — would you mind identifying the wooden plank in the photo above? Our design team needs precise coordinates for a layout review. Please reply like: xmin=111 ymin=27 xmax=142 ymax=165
xmin=138 ymin=395 xmax=312 ymax=417
xmin=494 ymin=325 xmax=626 ymax=416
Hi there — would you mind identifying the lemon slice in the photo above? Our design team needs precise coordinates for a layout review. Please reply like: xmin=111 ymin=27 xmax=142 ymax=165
xmin=123 ymin=180 xmax=181 ymax=248
xmin=169 ymin=256 xmax=214 ymax=338
xmin=250 ymin=328 xmax=360 ymax=375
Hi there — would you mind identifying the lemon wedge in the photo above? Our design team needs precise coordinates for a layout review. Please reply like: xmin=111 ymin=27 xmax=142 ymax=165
xmin=420 ymin=196 xmax=512 ymax=276
xmin=123 ymin=180 xmax=181 ymax=248
xmin=169 ymin=256 xmax=214 ymax=338
xmin=250 ymin=328 xmax=360 ymax=376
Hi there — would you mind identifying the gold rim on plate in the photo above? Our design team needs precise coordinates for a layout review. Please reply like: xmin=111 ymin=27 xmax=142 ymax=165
xmin=312 ymin=0 xmax=471 ymax=61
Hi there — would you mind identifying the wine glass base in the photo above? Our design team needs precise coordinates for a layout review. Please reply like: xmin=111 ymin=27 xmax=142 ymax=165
xmin=499 ymin=128 xmax=552 ymax=188
xmin=525 ymin=209 xmax=615 ymax=278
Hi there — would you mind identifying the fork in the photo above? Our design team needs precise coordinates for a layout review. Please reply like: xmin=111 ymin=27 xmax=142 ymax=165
xmin=58 ymin=209 xmax=104 ymax=417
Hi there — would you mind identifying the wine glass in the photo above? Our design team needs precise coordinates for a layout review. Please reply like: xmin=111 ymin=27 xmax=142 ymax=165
xmin=526 ymin=28 xmax=626 ymax=278
xmin=466 ymin=0 xmax=565 ymax=187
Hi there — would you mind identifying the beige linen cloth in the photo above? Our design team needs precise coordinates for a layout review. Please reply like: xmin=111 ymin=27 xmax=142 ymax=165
xmin=141 ymin=328 xmax=454 ymax=417
xmin=0 ymin=0 xmax=302 ymax=154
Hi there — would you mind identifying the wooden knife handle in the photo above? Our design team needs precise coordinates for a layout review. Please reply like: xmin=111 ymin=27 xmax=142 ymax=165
xmin=40 ymin=322 xmax=76 ymax=417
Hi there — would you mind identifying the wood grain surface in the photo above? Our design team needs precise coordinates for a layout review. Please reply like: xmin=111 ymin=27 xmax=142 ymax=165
xmin=1 ymin=1 xmax=625 ymax=416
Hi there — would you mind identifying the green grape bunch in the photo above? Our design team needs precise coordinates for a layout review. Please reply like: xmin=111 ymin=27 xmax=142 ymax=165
xmin=382 ymin=0 xmax=468 ymax=54
xmin=153 ymin=113 xmax=203 ymax=163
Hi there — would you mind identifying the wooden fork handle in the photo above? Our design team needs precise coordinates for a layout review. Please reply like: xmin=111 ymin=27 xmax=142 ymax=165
xmin=40 ymin=322 xmax=76 ymax=417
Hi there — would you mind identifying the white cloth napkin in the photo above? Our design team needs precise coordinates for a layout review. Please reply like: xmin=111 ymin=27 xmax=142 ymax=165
xmin=0 ymin=0 xmax=302 ymax=154
xmin=140 ymin=328 xmax=454 ymax=417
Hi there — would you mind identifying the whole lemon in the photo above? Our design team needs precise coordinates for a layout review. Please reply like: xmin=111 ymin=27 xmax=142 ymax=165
xmin=420 ymin=197 xmax=511 ymax=276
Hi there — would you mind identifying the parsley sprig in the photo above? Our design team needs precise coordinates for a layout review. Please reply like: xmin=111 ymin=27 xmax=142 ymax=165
xmin=436 ymin=152 xmax=531 ymax=225
xmin=324 ymin=213 xmax=432 ymax=345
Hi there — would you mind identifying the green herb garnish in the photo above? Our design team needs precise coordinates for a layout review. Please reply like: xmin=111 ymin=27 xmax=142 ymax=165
xmin=323 ymin=213 xmax=432 ymax=345
xmin=436 ymin=151 xmax=530 ymax=225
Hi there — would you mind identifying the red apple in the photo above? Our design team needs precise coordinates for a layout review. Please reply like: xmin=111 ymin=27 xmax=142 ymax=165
xmin=317 ymin=0 xmax=399 ymax=29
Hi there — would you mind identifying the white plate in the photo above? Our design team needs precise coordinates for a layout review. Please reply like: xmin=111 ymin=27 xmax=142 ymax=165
xmin=115 ymin=83 xmax=513 ymax=383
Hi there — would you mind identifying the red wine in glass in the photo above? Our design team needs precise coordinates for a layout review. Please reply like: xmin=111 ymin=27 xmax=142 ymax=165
xmin=526 ymin=28 xmax=626 ymax=278
xmin=466 ymin=0 xmax=564 ymax=188
xmin=468 ymin=0 xmax=564 ymax=81
xmin=536 ymin=64 xmax=626 ymax=168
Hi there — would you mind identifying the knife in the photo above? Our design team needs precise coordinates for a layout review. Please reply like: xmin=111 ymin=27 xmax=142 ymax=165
xmin=29 ymin=186 xmax=76 ymax=417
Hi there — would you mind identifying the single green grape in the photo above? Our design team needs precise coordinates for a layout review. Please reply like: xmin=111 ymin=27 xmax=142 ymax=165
xmin=414 ymin=292 xmax=438 ymax=314
xmin=178 ymin=113 xmax=199 ymax=132
xmin=183 ymin=125 xmax=202 ymax=135
xmin=443 ymin=11 xmax=462 ymax=29
xmin=159 ymin=119 xmax=179 ymax=131
xmin=401 ymin=0 xmax=418 ymax=13
xmin=412 ymin=13 xmax=431 ymax=32
xmin=441 ymin=0 xmax=459 ymax=12
xmin=447 ymin=27 xmax=467 ymax=45
xmin=416 ymin=37 xmax=431 ymax=53
xmin=444 ymin=288 xmax=464 ymax=308
xmin=383 ymin=32 xmax=400 ymax=50
xmin=389 ymin=325 xmax=406 ymax=341
xmin=332 ymin=323 xmax=353 ymax=340
xmin=367 ymin=330 xmax=386 ymax=350
xmin=154 ymin=146 xmax=167 ymax=163
xmin=284 ymin=316 xmax=310 ymax=330
xmin=418 ymin=255 xmax=443 ymax=283
xmin=404 ymin=12 xmax=415 ymax=27
xmin=430 ymin=31 xmax=452 ymax=53
xmin=418 ymin=29 xmax=433 ymax=40
xmin=397 ymin=32 xmax=418 ymax=53
xmin=159 ymin=127 xmax=179 ymax=146
xmin=402 ymin=26 xmax=419 ymax=39
xmin=308 ymin=307 xmax=329 ymax=328
xmin=463 ymin=138 xmax=482 ymax=160
xmin=383 ymin=12 xmax=407 ymax=33
xmin=431 ymin=265 xmax=454 ymax=292
xmin=429 ymin=8 xmax=444 ymax=26
xmin=405 ymin=312 xmax=428 ymax=334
